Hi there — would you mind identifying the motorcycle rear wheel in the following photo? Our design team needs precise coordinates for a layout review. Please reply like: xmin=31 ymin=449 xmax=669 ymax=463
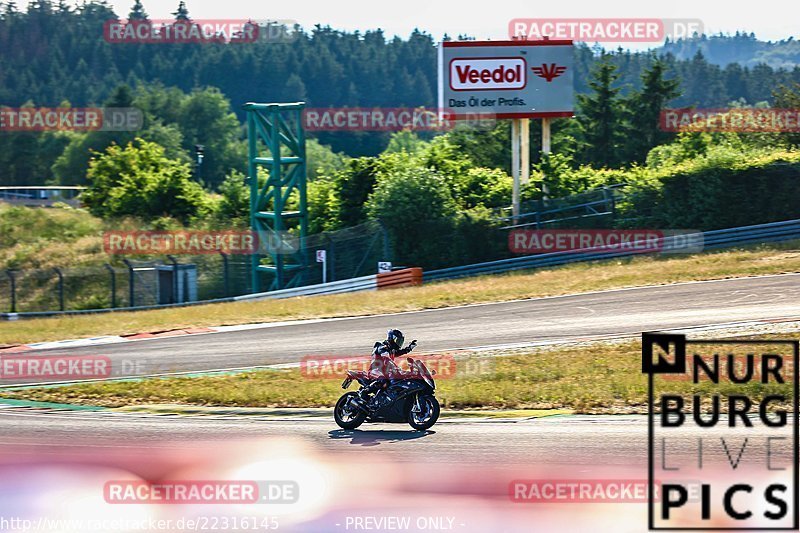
xmin=407 ymin=395 xmax=440 ymax=430
xmin=334 ymin=392 xmax=367 ymax=429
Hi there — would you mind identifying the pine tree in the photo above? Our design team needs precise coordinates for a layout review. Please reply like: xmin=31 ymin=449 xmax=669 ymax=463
xmin=680 ymin=50 xmax=728 ymax=106
xmin=172 ymin=1 xmax=189 ymax=21
xmin=55 ymin=0 xmax=70 ymax=15
xmin=105 ymin=84 xmax=134 ymax=107
xmin=576 ymin=55 xmax=625 ymax=168
xmin=128 ymin=0 xmax=148 ymax=21
xmin=773 ymin=82 xmax=800 ymax=147
xmin=624 ymin=57 xmax=681 ymax=162
xmin=284 ymin=74 xmax=308 ymax=102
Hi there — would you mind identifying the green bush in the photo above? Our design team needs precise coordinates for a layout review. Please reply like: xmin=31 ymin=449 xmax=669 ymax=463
xmin=365 ymin=163 xmax=506 ymax=269
xmin=537 ymin=138 xmax=800 ymax=232
xmin=366 ymin=165 xmax=459 ymax=268
xmin=640 ymin=152 xmax=800 ymax=229
xmin=608 ymin=141 xmax=800 ymax=229
xmin=82 ymin=138 xmax=210 ymax=223
xmin=307 ymin=177 xmax=338 ymax=234
xmin=213 ymin=170 xmax=250 ymax=227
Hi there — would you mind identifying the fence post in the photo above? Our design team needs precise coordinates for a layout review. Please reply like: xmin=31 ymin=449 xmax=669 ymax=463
xmin=329 ymin=236 xmax=337 ymax=282
xmin=5 ymin=270 xmax=16 ymax=313
xmin=53 ymin=267 xmax=64 ymax=311
xmin=608 ymin=186 xmax=617 ymax=222
xmin=167 ymin=255 xmax=179 ymax=303
xmin=122 ymin=259 xmax=135 ymax=307
xmin=220 ymin=252 xmax=230 ymax=297
xmin=104 ymin=263 xmax=116 ymax=308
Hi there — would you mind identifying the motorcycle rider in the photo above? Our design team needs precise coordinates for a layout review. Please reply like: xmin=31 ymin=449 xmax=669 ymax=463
xmin=354 ymin=329 xmax=417 ymax=410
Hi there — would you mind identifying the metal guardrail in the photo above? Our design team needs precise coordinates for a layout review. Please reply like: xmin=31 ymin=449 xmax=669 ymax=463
xmin=0 ymin=186 xmax=85 ymax=207
xmin=0 ymin=268 xmax=413 ymax=319
xmin=234 ymin=274 xmax=378 ymax=301
xmin=424 ymin=219 xmax=800 ymax=282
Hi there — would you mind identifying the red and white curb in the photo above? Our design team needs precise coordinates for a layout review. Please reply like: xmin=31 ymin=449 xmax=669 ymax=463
xmin=0 ymin=327 xmax=215 ymax=354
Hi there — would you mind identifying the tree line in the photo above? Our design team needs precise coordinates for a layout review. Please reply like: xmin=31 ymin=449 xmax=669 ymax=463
xmin=1 ymin=0 xmax=800 ymax=184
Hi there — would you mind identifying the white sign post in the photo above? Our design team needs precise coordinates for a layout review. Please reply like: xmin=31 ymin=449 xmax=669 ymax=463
xmin=510 ymin=118 xmax=531 ymax=218
xmin=378 ymin=261 xmax=392 ymax=274
xmin=438 ymin=40 xmax=574 ymax=220
xmin=316 ymin=249 xmax=327 ymax=284
xmin=540 ymin=117 xmax=551 ymax=198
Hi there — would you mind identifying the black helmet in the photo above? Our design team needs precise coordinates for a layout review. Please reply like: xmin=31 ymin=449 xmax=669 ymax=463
xmin=387 ymin=329 xmax=404 ymax=350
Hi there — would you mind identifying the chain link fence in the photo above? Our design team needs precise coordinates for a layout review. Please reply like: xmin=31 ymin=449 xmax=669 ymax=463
xmin=300 ymin=220 xmax=390 ymax=285
xmin=0 ymin=222 xmax=387 ymax=313
xmin=0 ymin=255 xmax=254 ymax=313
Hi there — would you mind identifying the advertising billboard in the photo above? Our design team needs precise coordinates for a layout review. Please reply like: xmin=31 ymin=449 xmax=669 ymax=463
xmin=438 ymin=40 xmax=574 ymax=119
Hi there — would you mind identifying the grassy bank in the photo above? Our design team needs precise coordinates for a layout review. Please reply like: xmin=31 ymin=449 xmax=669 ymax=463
xmin=3 ymin=242 xmax=800 ymax=346
xmin=2 ymin=337 xmax=793 ymax=413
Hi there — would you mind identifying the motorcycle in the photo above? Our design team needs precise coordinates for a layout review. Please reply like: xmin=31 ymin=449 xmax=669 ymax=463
xmin=334 ymin=356 xmax=440 ymax=431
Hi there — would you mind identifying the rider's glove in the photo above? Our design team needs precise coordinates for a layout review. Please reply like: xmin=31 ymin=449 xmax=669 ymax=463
xmin=409 ymin=340 xmax=418 ymax=350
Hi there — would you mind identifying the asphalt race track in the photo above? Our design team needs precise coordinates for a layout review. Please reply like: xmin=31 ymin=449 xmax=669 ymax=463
xmin=5 ymin=273 xmax=800 ymax=385
xmin=0 ymin=410 xmax=790 ymax=466
xmin=0 ymin=410 xmax=640 ymax=464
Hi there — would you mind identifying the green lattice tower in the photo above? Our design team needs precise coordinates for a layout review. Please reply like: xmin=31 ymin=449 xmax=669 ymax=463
xmin=244 ymin=102 xmax=308 ymax=292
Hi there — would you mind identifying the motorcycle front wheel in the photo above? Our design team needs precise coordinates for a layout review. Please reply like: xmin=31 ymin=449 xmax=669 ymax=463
xmin=407 ymin=395 xmax=440 ymax=430
xmin=334 ymin=392 xmax=367 ymax=429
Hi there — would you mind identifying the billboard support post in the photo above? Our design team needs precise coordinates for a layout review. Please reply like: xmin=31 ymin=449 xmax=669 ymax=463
xmin=511 ymin=119 xmax=520 ymax=220
xmin=521 ymin=118 xmax=530 ymax=185
xmin=511 ymin=118 xmax=531 ymax=220
xmin=541 ymin=117 xmax=551 ymax=198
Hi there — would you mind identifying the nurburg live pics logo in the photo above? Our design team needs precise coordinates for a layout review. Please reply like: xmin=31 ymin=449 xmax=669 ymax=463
xmin=642 ymin=332 xmax=799 ymax=530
